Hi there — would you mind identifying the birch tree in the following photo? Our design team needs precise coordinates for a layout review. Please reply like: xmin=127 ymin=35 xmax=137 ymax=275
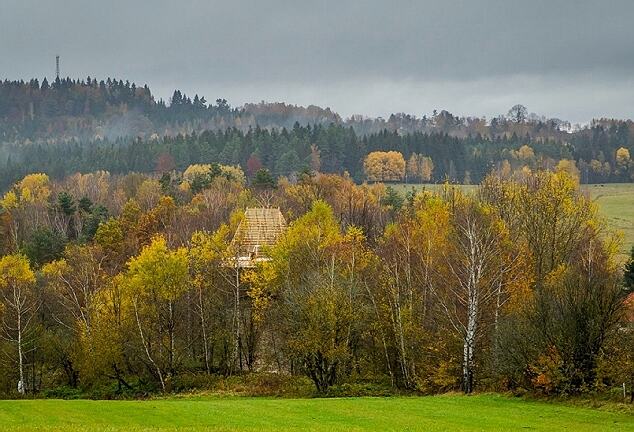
xmin=187 ymin=227 xmax=230 ymax=374
xmin=0 ymin=254 xmax=37 ymax=394
xmin=434 ymin=194 xmax=522 ymax=393
xmin=43 ymin=244 xmax=108 ymax=336
xmin=377 ymin=195 xmax=451 ymax=389
xmin=124 ymin=236 xmax=189 ymax=391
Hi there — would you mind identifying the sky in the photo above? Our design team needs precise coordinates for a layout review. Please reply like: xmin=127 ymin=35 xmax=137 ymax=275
xmin=2 ymin=1 xmax=633 ymax=125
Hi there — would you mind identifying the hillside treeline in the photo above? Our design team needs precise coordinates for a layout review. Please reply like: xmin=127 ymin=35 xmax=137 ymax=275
xmin=0 ymin=167 xmax=631 ymax=397
xmin=2 ymin=78 xmax=634 ymax=193
xmin=3 ymin=77 xmax=632 ymax=143
xmin=0 ymin=78 xmax=339 ymax=144
xmin=3 ymin=119 xmax=634 ymax=194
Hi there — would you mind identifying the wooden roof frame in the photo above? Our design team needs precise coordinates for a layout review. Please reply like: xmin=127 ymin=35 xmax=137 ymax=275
xmin=231 ymin=207 xmax=287 ymax=266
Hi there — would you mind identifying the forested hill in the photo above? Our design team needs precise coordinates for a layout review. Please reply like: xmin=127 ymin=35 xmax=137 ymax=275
xmin=0 ymin=77 xmax=343 ymax=143
xmin=1 ymin=77 xmax=634 ymax=192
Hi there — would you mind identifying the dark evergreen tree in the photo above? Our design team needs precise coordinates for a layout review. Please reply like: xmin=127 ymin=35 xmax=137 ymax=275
xmin=250 ymin=168 xmax=277 ymax=189
xmin=22 ymin=227 xmax=66 ymax=267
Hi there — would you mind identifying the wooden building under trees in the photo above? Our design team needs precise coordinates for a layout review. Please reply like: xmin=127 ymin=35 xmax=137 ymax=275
xmin=231 ymin=207 xmax=287 ymax=267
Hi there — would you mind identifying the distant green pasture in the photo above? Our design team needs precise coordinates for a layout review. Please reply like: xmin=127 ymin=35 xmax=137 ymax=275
xmin=1 ymin=395 xmax=633 ymax=431
xmin=585 ymin=183 xmax=634 ymax=257
xmin=392 ymin=182 xmax=634 ymax=259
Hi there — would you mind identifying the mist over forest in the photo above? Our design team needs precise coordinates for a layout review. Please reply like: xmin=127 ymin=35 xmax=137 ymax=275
xmin=1 ymin=77 xmax=633 ymax=192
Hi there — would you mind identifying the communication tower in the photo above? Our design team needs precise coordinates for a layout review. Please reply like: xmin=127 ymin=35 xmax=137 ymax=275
xmin=56 ymin=55 xmax=60 ymax=80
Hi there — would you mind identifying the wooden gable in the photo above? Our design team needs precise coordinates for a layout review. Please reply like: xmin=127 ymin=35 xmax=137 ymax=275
xmin=232 ymin=207 xmax=287 ymax=260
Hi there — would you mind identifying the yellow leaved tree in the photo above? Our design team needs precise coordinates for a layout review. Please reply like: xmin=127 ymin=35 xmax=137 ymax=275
xmin=265 ymin=201 xmax=365 ymax=393
xmin=376 ymin=193 xmax=453 ymax=390
xmin=187 ymin=226 xmax=231 ymax=374
xmin=0 ymin=174 xmax=52 ymax=252
xmin=0 ymin=254 xmax=37 ymax=394
xmin=123 ymin=236 xmax=189 ymax=391
xmin=478 ymin=170 xmax=622 ymax=393
xmin=406 ymin=153 xmax=434 ymax=182
xmin=364 ymin=151 xmax=406 ymax=182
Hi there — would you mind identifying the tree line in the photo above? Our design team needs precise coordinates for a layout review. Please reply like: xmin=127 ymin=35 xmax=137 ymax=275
xmin=2 ymin=77 xmax=634 ymax=193
xmin=0 ymin=166 xmax=631 ymax=397
xmin=3 ymin=119 xmax=634 ymax=195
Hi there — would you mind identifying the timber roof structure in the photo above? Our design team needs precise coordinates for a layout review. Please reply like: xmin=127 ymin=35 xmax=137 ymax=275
xmin=231 ymin=207 xmax=287 ymax=266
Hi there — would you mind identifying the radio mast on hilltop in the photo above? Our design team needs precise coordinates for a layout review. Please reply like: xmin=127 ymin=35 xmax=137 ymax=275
xmin=56 ymin=55 xmax=60 ymax=80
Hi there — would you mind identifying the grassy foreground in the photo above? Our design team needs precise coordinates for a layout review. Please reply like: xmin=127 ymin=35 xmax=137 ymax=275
xmin=1 ymin=395 xmax=633 ymax=431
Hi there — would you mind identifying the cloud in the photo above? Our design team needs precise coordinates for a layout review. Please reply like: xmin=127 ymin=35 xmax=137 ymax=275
xmin=2 ymin=1 xmax=633 ymax=124
xmin=177 ymin=72 xmax=631 ymax=125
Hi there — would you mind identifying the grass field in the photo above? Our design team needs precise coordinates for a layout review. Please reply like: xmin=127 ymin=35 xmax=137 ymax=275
xmin=1 ymin=395 xmax=633 ymax=431
xmin=585 ymin=184 xmax=634 ymax=257
xmin=393 ymin=182 xmax=634 ymax=259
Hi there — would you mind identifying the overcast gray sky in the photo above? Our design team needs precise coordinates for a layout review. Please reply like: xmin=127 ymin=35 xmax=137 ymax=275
xmin=2 ymin=1 xmax=633 ymax=125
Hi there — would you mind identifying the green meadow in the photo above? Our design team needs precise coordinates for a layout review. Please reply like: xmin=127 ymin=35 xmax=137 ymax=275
xmin=585 ymin=183 xmax=634 ymax=256
xmin=1 ymin=395 xmax=633 ymax=431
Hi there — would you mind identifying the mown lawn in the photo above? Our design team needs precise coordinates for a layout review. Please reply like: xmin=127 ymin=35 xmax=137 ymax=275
xmin=1 ymin=395 xmax=633 ymax=431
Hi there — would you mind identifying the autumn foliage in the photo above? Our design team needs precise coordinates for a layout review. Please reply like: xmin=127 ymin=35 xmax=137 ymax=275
xmin=364 ymin=151 xmax=406 ymax=182
xmin=0 ymin=167 xmax=627 ymax=398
